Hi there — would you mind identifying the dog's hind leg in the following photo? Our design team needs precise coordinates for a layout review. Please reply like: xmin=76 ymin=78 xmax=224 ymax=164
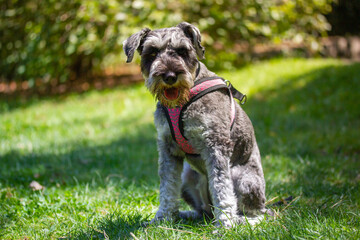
xmin=180 ymin=162 xmax=213 ymax=219
xmin=231 ymin=143 xmax=269 ymax=225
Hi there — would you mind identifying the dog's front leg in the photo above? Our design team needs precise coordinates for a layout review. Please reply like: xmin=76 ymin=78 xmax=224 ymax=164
xmin=204 ymin=148 xmax=239 ymax=227
xmin=151 ymin=144 xmax=184 ymax=223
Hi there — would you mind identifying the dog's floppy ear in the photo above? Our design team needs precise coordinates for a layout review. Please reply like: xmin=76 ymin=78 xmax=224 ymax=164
xmin=123 ymin=28 xmax=151 ymax=63
xmin=177 ymin=22 xmax=205 ymax=60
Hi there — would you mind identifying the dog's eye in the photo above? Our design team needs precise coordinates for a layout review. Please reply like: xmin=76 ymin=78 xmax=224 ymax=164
xmin=149 ymin=48 xmax=159 ymax=57
xmin=176 ymin=48 xmax=187 ymax=57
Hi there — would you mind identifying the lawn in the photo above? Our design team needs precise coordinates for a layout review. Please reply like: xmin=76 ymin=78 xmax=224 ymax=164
xmin=1 ymin=58 xmax=359 ymax=239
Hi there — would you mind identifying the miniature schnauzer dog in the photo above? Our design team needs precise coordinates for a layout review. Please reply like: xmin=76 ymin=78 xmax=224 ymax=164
xmin=123 ymin=22 xmax=270 ymax=227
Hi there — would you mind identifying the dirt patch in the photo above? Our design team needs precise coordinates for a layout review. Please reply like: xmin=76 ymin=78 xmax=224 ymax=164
xmin=0 ymin=65 xmax=143 ymax=99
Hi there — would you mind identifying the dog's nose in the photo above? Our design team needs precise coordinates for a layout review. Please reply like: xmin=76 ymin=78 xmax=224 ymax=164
xmin=164 ymin=72 xmax=177 ymax=85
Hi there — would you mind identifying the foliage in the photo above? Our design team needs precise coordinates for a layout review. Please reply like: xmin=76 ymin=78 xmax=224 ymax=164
xmin=1 ymin=0 xmax=335 ymax=82
xmin=1 ymin=0 xmax=125 ymax=84
xmin=182 ymin=0 xmax=335 ymax=68
xmin=1 ymin=58 xmax=359 ymax=238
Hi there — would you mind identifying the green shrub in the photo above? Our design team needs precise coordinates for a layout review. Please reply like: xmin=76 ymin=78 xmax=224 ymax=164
xmin=0 ymin=0 xmax=334 ymax=83
xmin=181 ymin=0 xmax=334 ymax=69
xmin=1 ymin=1 xmax=124 ymax=83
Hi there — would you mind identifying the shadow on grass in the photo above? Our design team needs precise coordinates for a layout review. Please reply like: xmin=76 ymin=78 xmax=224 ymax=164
xmin=0 ymin=120 xmax=159 ymax=188
xmin=71 ymin=212 xmax=145 ymax=239
xmin=246 ymin=61 xmax=360 ymax=204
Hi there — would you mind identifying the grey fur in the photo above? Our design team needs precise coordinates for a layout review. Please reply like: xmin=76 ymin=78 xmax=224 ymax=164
xmin=123 ymin=27 xmax=151 ymax=63
xmin=124 ymin=22 xmax=271 ymax=227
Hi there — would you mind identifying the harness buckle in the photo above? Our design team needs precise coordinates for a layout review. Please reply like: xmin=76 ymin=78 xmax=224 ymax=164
xmin=224 ymin=79 xmax=231 ymax=88
xmin=240 ymin=95 xmax=247 ymax=105
xmin=224 ymin=79 xmax=247 ymax=105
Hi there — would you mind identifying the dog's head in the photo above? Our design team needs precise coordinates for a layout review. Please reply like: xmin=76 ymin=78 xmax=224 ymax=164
xmin=123 ymin=22 xmax=205 ymax=108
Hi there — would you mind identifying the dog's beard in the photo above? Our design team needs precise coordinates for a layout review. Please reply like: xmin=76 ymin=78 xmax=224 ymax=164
xmin=147 ymin=73 xmax=193 ymax=108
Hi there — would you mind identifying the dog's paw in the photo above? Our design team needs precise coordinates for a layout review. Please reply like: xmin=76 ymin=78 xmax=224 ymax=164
xmin=214 ymin=214 xmax=243 ymax=228
xmin=179 ymin=210 xmax=202 ymax=220
xmin=143 ymin=211 xmax=179 ymax=227
xmin=141 ymin=216 xmax=166 ymax=227
xmin=265 ymin=208 xmax=275 ymax=217
xmin=239 ymin=215 xmax=265 ymax=225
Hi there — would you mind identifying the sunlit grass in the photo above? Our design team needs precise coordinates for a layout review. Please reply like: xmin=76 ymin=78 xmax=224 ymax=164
xmin=1 ymin=58 xmax=359 ymax=239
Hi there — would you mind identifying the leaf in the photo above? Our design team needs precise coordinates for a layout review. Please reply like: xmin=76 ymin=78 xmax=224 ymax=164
xmin=29 ymin=180 xmax=45 ymax=191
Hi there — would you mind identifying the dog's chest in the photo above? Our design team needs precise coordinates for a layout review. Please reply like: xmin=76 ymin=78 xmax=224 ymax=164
xmin=185 ymin=154 xmax=207 ymax=175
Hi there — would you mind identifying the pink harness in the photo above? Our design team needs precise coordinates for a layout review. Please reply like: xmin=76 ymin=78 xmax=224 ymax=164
xmin=162 ymin=77 xmax=239 ymax=155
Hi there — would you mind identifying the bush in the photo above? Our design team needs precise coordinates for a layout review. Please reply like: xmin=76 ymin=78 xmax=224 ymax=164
xmin=0 ymin=0 xmax=334 ymax=83
xmin=180 ymin=0 xmax=334 ymax=69
xmin=1 ymin=0 xmax=125 ymax=84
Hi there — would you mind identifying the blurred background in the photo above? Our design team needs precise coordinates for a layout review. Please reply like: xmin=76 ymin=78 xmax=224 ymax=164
xmin=0 ymin=0 xmax=359 ymax=96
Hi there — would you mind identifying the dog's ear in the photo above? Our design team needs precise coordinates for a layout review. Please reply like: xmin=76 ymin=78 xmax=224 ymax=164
xmin=123 ymin=28 xmax=151 ymax=63
xmin=177 ymin=22 xmax=205 ymax=60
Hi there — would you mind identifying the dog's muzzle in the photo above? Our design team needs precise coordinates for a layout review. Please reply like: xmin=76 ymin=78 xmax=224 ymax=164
xmin=163 ymin=87 xmax=180 ymax=101
xmin=163 ymin=72 xmax=177 ymax=85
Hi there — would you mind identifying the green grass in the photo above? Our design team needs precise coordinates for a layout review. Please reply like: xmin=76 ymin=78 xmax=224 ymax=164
xmin=1 ymin=58 xmax=359 ymax=239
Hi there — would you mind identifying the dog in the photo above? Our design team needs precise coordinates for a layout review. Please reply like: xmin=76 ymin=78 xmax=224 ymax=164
xmin=123 ymin=22 xmax=271 ymax=227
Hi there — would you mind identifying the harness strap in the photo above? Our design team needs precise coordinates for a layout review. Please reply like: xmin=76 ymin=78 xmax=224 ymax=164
xmin=179 ymin=78 xmax=237 ymax=139
xmin=162 ymin=77 xmax=245 ymax=155
xmin=163 ymin=107 xmax=197 ymax=154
